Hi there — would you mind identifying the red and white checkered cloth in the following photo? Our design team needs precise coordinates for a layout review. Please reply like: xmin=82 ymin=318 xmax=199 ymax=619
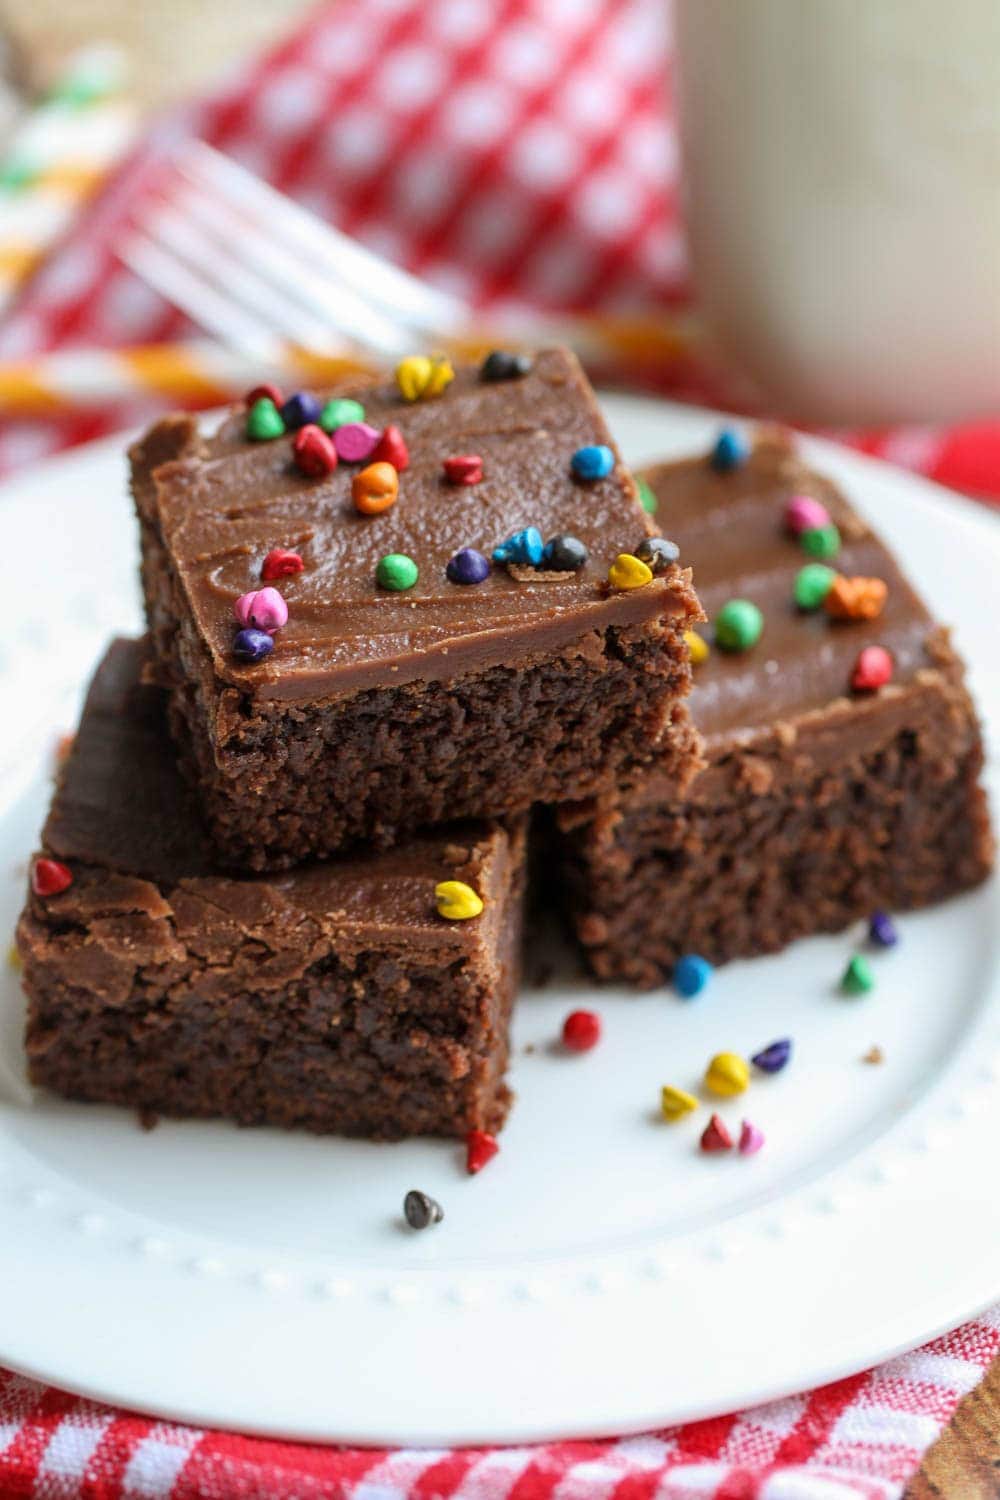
xmin=2 ymin=3 xmax=999 ymax=1496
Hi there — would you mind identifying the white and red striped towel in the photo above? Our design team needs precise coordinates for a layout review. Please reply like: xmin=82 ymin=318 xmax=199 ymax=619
xmin=1 ymin=3 xmax=999 ymax=1495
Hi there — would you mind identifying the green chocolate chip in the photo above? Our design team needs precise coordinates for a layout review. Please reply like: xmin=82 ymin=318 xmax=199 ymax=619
xmin=800 ymin=523 xmax=841 ymax=560
xmin=841 ymin=954 xmax=875 ymax=996
xmin=714 ymin=598 xmax=763 ymax=652
xmin=794 ymin=563 xmax=837 ymax=611
xmin=376 ymin=553 xmax=419 ymax=591
xmin=636 ymin=477 xmax=658 ymax=515
xmin=246 ymin=398 xmax=286 ymax=441
xmin=320 ymin=398 xmax=366 ymax=432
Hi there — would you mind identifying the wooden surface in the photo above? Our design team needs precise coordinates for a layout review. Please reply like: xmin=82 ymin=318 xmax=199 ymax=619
xmin=3 ymin=0 xmax=1000 ymax=1492
xmin=905 ymin=1357 xmax=1000 ymax=1499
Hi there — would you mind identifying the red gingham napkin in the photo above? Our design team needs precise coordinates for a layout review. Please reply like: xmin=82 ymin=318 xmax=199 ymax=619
xmin=2 ymin=3 xmax=999 ymax=1496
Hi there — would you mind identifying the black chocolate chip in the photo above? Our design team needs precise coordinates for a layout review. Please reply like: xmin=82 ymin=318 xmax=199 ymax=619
xmin=480 ymin=350 xmax=532 ymax=382
xmin=404 ymin=1189 xmax=444 ymax=1230
xmin=543 ymin=534 xmax=589 ymax=571
xmin=635 ymin=536 xmax=680 ymax=574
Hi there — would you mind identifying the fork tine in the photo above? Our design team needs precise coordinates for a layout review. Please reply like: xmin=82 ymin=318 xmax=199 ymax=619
xmin=118 ymin=230 xmax=278 ymax=359
xmin=179 ymin=141 xmax=467 ymax=335
xmin=164 ymin=177 xmax=410 ymax=357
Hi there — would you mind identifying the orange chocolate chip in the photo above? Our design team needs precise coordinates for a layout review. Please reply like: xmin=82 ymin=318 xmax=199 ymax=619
xmin=824 ymin=574 xmax=887 ymax=622
xmin=352 ymin=461 xmax=399 ymax=515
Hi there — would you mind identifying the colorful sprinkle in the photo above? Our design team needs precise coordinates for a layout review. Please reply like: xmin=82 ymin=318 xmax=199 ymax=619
xmin=261 ymin=548 xmax=304 ymax=581
xmin=784 ymin=494 xmax=830 ymax=536
xmin=319 ymin=397 xmax=365 ymax=432
xmin=635 ymin=536 xmax=679 ymax=574
xmin=403 ymin=1189 xmax=443 ymax=1229
xmin=494 ymin=527 xmax=543 ymax=567
xmin=281 ymin=391 xmax=322 ymax=430
xmin=705 ymin=1051 xmax=750 ymax=1097
xmin=825 ymin=575 xmax=888 ymax=622
xmin=246 ymin=398 xmax=285 ymax=442
xmin=376 ymin=553 xmax=419 ymax=591
xmin=233 ymin=628 xmax=274 ymax=663
xmin=869 ymin=910 xmax=898 ymax=948
xmin=480 ymin=350 xmax=532 ymax=382
xmin=700 ymin=1113 xmax=733 ymax=1153
xmin=751 ymin=1038 xmax=792 ymax=1074
xmin=685 ymin=629 xmax=709 ymax=665
xmin=352 ymin=461 xmax=399 ymax=515
xmin=571 ymin=444 xmax=614 ymax=481
xmin=435 ymin=880 xmax=484 ymax=920
xmin=661 ymin=1085 xmax=699 ymax=1121
xmin=636 ymin=476 xmax=658 ymax=514
xmin=674 ymin=953 xmax=712 ymax=997
xmin=446 ymin=547 xmax=490 ymax=585
xmin=333 ymin=421 xmax=381 ymax=463
xmin=466 ymin=1129 xmax=499 ymax=1174
xmin=794 ymin=563 xmax=837 ymax=611
xmin=562 ymin=1009 xmax=602 ymax=1051
xmin=841 ymin=954 xmax=875 ymax=995
xmin=851 ymin=645 xmax=893 ymax=692
xmin=800 ymin=523 xmax=841 ymax=560
xmin=245 ymin=382 xmax=282 ymax=408
xmin=715 ymin=598 xmax=763 ymax=652
xmin=396 ymin=353 xmax=454 ymax=401
xmin=31 ymin=857 xmax=72 ymax=897
xmin=233 ymin=587 xmax=287 ymax=633
xmin=709 ymin=428 xmax=748 ymax=472
xmin=542 ymin=534 xmax=588 ymax=571
xmin=292 ymin=424 xmax=337 ymax=478
xmin=739 ymin=1119 xmax=765 ymax=1156
xmin=443 ymin=453 xmax=484 ymax=486
xmin=608 ymin=553 xmax=653 ymax=590
xmin=371 ymin=424 xmax=409 ymax=471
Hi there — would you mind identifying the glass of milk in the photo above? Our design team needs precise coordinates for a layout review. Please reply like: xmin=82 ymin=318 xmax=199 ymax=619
xmin=674 ymin=0 xmax=1000 ymax=425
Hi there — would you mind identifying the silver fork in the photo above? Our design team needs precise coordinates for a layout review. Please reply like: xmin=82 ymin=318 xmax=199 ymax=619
xmin=120 ymin=141 xmax=693 ymax=373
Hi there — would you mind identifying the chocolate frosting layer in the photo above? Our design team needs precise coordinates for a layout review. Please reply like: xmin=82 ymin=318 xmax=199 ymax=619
xmin=43 ymin=639 xmax=517 ymax=954
xmin=644 ymin=434 xmax=939 ymax=752
xmin=142 ymin=349 xmax=691 ymax=702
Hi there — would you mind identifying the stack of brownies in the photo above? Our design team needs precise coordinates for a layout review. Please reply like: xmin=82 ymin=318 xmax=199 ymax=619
xmin=15 ymin=348 xmax=993 ymax=1150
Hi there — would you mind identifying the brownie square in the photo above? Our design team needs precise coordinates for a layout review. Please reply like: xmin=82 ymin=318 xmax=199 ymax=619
xmin=130 ymin=348 xmax=701 ymax=869
xmin=555 ymin=433 xmax=994 ymax=986
xmin=17 ymin=640 xmax=526 ymax=1139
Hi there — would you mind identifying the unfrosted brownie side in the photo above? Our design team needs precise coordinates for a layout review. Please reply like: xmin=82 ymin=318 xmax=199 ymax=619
xmin=18 ymin=640 xmax=526 ymax=1139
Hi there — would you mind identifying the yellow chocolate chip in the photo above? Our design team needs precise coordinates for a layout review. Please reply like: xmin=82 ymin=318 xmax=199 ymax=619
xmin=704 ymin=1051 xmax=750 ymax=1097
xmin=396 ymin=354 xmax=454 ymax=402
xmin=685 ymin=629 xmax=709 ymax=665
xmin=7 ymin=943 xmax=21 ymax=970
xmin=608 ymin=553 xmax=653 ymax=590
xmin=661 ymin=1085 xmax=699 ymax=1121
xmin=435 ymin=880 xmax=484 ymax=920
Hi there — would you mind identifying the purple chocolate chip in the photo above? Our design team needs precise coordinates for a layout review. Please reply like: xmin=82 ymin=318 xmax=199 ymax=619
xmin=281 ymin=391 xmax=322 ymax=429
xmin=333 ymin=422 xmax=381 ymax=463
xmin=868 ymin=910 xmax=898 ymax=948
xmin=751 ymin=1038 xmax=792 ymax=1074
xmin=233 ymin=627 xmax=275 ymax=663
xmin=446 ymin=547 xmax=490 ymax=585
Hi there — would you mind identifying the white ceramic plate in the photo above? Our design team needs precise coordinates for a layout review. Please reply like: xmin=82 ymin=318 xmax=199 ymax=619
xmin=1 ymin=396 xmax=998 ymax=1447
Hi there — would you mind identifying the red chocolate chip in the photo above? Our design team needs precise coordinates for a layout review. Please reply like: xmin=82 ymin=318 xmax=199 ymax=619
xmin=261 ymin=548 xmax=304 ymax=581
xmin=245 ymin=383 xmax=282 ymax=408
xmin=31 ymin=858 xmax=73 ymax=897
xmin=371 ymin=424 xmax=409 ymax=472
xmin=700 ymin=1113 xmax=733 ymax=1153
xmin=443 ymin=454 xmax=483 ymax=486
xmin=293 ymin=425 xmax=337 ymax=478
xmin=851 ymin=645 xmax=893 ymax=692
xmin=466 ymin=1129 xmax=499 ymax=1175
xmin=562 ymin=1009 xmax=601 ymax=1051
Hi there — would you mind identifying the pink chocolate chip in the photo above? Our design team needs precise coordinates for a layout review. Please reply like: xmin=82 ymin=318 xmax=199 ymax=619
xmin=233 ymin=586 xmax=288 ymax=633
xmin=738 ymin=1119 xmax=765 ymax=1156
xmin=784 ymin=494 xmax=830 ymax=536
xmin=333 ymin=422 xmax=381 ymax=463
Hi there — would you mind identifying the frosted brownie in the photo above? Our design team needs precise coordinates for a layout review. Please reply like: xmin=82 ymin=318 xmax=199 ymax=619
xmin=556 ymin=432 xmax=993 ymax=986
xmin=130 ymin=348 xmax=701 ymax=869
xmin=18 ymin=640 xmax=525 ymax=1139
